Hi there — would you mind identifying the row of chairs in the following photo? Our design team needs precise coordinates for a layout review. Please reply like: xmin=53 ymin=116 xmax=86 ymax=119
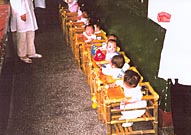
xmin=59 ymin=5 xmax=159 ymax=135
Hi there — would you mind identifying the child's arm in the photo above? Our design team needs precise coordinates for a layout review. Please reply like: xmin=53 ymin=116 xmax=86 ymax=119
xmin=121 ymin=97 xmax=133 ymax=104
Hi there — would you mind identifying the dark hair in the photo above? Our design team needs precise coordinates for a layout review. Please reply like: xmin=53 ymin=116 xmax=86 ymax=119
xmin=89 ymin=17 xmax=101 ymax=25
xmin=107 ymin=34 xmax=118 ymax=40
xmin=123 ymin=70 xmax=141 ymax=88
xmin=111 ymin=55 xmax=125 ymax=68
xmin=107 ymin=39 xmax=118 ymax=46
xmin=85 ymin=24 xmax=95 ymax=31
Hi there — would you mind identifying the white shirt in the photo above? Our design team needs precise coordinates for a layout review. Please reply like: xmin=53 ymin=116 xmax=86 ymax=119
xmin=119 ymin=85 xmax=147 ymax=119
xmin=105 ymin=52 xmax=119 ymax=61
xmin=123 ymin=85 xmax=143 ymax=102
xmin=10 ymin=0 xmax=38 ymax=32
xmin=102 ymin=63 xmax=130 ymax=79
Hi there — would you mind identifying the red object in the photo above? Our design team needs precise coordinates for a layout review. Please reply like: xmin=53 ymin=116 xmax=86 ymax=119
xmin=93 ymin=49 xmax=105 ymax=61
xmin=157 ymin=12 xmax=171 ymax=22
xmin=159 ymin=108 xmax=173 ymax=128
xmin=0 ymin=4 xmax=10 ymax=40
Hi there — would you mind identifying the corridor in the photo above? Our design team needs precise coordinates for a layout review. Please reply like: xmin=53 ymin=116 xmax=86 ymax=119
xmin=0 ymin=23 xmax=106 ymax=135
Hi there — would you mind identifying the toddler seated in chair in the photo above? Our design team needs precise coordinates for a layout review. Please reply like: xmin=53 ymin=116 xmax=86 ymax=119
xmin=77 ymin=8 xmax=89 ymax=26
xmin=105 ymin=39 xmax=119 ymax=62
xmin=101 ymin=34 xmax=118 ymax=50
xmin=116 ymin=69 xmax=147 ymax=127
xmin=92 ymin=39 xmax=119 ymax=64
xmin=102 ymin=54 xmax=130 ymax=79
xmin=81 ymin=24 xmax=96 ymax=43
xmin=64 ymin=0 xmax=79 ymax=12
xmin=91 ymin=34 xmax=118 ymax=57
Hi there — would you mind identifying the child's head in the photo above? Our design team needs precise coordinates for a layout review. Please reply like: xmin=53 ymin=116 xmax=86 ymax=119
xmin=123 ymin=70 xmax=141 ymax=88
xmin=111 ymin=54 xmax=125 ymax=68
xmin=89 ymin=17 xmax=101 ymax=33
xmin=107 ymin=34 xmax=118 ymax=41
xmin=106 ymin=39 xmax=117 ymax=53
xmin=81 ymin=9 xmax=89 ymax=18
xmin=84 ymin=24 xmax=95 ymax=36
xmin=94 ymin=23 xmax=101 ymax=33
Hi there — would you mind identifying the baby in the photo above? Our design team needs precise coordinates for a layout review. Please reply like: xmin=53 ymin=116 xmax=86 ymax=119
xmin=77 ymin=9 xmax=89 ymax=26
xmin=65 ymin=0 xmax=79 ymax=12
xmin=105 ymin=39 xmax=119 ymax=62
xmin=82 ymin=24 xmax=96 ymax=43
xmin=117 ymin=69 xmax=147 ymax=127
xmin=102 ymin=54 xmax=130 ymax=79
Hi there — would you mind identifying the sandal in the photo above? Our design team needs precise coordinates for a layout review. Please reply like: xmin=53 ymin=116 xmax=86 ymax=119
xmin=20 ymin=57 xmax=32 ymax=63
xmin=28 ymin=53 xmax=42 ymax=58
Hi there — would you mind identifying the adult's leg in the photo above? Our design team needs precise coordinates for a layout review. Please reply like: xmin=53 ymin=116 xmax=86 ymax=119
xmin=26 ymin=31 xmax=36 ymax=56
xmin=16 ymin=32 xmax=27 ymax=57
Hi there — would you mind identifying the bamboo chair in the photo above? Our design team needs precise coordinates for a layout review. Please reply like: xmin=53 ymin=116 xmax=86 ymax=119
xmin=100 ymin=82 xmax=159 ymax=135
xmin=68 ymin=22 xmax=85 ymax=47
xmin=60 ymin=10 xmax=69 ymax=35
xmin=89 ymin=51 xmax=132 ymax=109
xmin=61 ymin=11 xmax=78 ymax=39
xmin=59 ymin=5 xmax=65 ymax=27
xmin=119 ymin=51 xmax=131 ymax=64
xmin=73 ymin=32 xmax=85 ymax=68
xmin=59 ymin=4 xmax=68 ymax=25
xmin=64 ymin=16 xmax=79 ymax=45
xmin=91 ymin=66 xmax=143 ymax=113
xmin=95 ymin=29 xmax=107 ymax=41
xmin=71 ymin=27 xmax=85 ymax=57
xmin=80 ymin=42 xmax=104 ymax=75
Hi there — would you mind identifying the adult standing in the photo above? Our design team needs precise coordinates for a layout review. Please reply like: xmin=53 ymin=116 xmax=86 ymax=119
xmin=148 ymin=1 xmax=191 ymax=135
xmin=34 ymin=0 xmax=46 ymax=33
xmin=10 ymin=0 xmax=42 ymax=64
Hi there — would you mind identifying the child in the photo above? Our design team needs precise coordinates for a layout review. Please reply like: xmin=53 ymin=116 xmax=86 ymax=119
xmin=90 ymin=17 xmax=102 ymax=34
xmin=65 ymin=0 xmax=79 ymax=12
xmin=77 ymin=9 xmax=89 ymax=26
xmin=94 ymin=23 xmax=101 ymax=35
xmin=105 ymin=39 xmax=119 ymax=61
xmin=101 ymin=34 xmax=118 ymax=50
xmin=91 ymin=34 xmax=118 ymax=56
xmin=118 ymin=70 xmax=147 ymax=127
xmin=82 ymin=24 xmax=96 ymax=43
xmin=64 ymin=0 xmax=83 ymax=17
xmin=102 ymin=54 xmax=130 ymax=79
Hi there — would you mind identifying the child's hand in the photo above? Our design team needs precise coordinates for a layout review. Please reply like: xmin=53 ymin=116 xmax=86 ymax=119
xmin=121 ymin=97 xmax=132 ymax=104
xmin=20 ymin=14 xmax=26 ymax=21
xmin=85 ymin=38 xmax=93 ymax=43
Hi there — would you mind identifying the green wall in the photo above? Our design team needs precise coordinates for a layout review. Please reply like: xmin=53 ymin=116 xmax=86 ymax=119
xmin=94 ymin=0 xmax=171 ymax=111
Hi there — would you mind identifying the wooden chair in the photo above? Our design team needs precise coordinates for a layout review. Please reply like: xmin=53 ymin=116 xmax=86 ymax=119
xmin=90 ymin=65 xmax=142 ymax=114
xmin=89 ymin=51 xmax=131 ymax=110
xmin=73 ymin=32 xmax=85 ymax=68
xmin=59 ymin=4 xmax=66 ymax=28
xmin=68 ymin=21 xmax=85 ymax=47
xmin=70 ymin=27 xmax=84 ymax=57
xmin=95 ymin=29 xmax=107 ymax=41
xmin=61 ymin=11 xmax=78 ymax=40
xmin=80 ymin=42 xmax=104 ymax=75
xmin=100 ymin=82 xmax=159 ymax=135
